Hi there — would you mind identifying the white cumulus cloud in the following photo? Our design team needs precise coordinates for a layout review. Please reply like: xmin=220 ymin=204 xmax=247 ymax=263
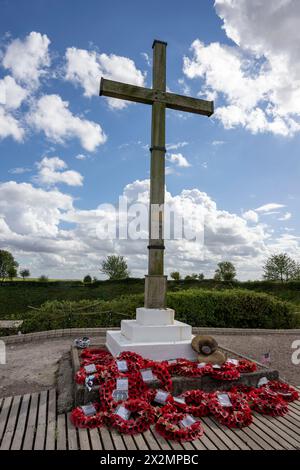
xmin=0 ymin=177 xmax=276 ymax=280
xmin=0 ymin=107 xmax=24 ymax=142
xmin=242 ymin=210 xmax=259 ymax=223
xmin=27 ymin=94 xmax=106 ymax=151
xmin=35 ymin=156 xmax=83 ymax=187
xmin=2 ymin=31 xmax=50 ymax=87
xmin=183 ymin=0 xmax=300 ymax=136
xmin=168 ymin=153 xmax=191 ymax=168
xmin=65 ymin=47 xmax=146 ymax=109
xmin=255 ymin=203 xmax=285 ymax=213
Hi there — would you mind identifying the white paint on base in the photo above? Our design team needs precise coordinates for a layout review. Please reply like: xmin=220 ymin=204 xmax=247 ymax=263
xmin=106 ymin=330 xmax=197 ymax=361
xmin=121 ymin=319 xmax=191 ymax=342
xmin=136 ymin=307 xmax=175 ymax=325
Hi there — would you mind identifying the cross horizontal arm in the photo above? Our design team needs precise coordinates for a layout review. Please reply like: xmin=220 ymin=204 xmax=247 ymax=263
xmin=100 ymin=77 xmax=214 ymax=117
xmin=100 ymin=78 xmax=153 ymax=105
xmin=164 ymin=91 xmax=214 ymax=117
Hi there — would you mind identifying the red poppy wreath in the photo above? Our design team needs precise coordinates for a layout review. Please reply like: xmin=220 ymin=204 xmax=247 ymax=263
xmin=248 ymin=388 xmax=288 ymax=417
xmin=155 ymin=411 xmax=204 ymax=442
xmin=70 ymin=402 xmax=104 ymax=428
xmin=108 ymin=399 xmax=156 ymax=435
xmin=208 ymin=392 xmax=253 ymax=428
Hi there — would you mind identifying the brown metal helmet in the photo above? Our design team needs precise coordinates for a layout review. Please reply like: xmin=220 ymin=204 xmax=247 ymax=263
xmin=191 ymin=335 xmax=218 ymax=355
xmin=197 ymin=350 xmax=227 ymax=366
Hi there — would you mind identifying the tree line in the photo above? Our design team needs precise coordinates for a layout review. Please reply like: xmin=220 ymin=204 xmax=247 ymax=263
xmin=1 ymin=249 xmax=299 ymax=284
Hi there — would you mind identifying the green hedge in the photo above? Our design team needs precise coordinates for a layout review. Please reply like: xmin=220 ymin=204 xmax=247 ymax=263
xmin=21 ymin=289 xmax=298 ymax=333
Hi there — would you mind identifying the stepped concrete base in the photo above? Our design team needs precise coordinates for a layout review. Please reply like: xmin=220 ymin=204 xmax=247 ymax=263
xmin=121 ymin=320 xmax=191 ymax=343
xmin=106 ymin=307 xmax=195 ymax=361
xmin=136 ymin=307 xmax=175 ymax=325
xmin=71 ymin=345 xmax=280 ymax=406
xmin=106 ymin=330 xmax=197 ymax=361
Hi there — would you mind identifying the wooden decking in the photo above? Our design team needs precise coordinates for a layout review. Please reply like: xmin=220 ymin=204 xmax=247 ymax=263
xmin=1 ymin=389 xmax=300 ymax=450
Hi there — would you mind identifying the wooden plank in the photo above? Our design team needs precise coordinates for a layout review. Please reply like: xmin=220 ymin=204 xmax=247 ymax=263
xmin=279 ymin=412 xmax=300 ymax=432
xmin=180 ymin=440 xmax=195 ymax=451
xmin=243 ymin=418 xmax=284 ymax=450
xmin=285 ymin=407 xmax=300 ymax=422
xmin=255 ymin=416 xmax=300 ymax=449
xmin=142 ymin=430 xmax=160 ymax=450
xmin=211 ymin=421 xmax=251 ymax=450
xmin=45 ymin=389 xmax=56 ymax=450
xmin=253 ymin=415 xmax=295 ymax=450
xmin=78 ymin=427 xmax=90 ymax=450
xmin=11 ymin=394 xmax=30 ymax=450
xmin=152 ymin=40 xmax=166 ymax=90
xmin=0 ymin=395 xmax=21 ymax=450
xmin=288 ymin=402 xmax=300 ymax=415
xmin=34 ymin=390 xmax=47 ymax=450
xmin=122 ymin=433 xmax=137 ymax=450
xmin=56 ymin=414 xmax=67 ymax=450
xmin=264 ymin=414 xmax=300 ymax=445
xmin=202 ymin=417 xmax=238 ymax=450
xmin=165 ymin=91 xmax=213 ymax=116
xmin=1 ymin=396 xmax=20 ymax=449
xmin=0 ymin=396 xmax=13 ymax=443
xmin=190 ymin=436 xmax=208 ymax=451
xmin=150 ymin=426 xmax=171 ymax=450
xmin=22 ymin=392 xmax=39 ymax=450
xmin=67 ymin=412 xmax=78 ymax=450
xmin=99 ymin=81 xmax=214 ymax=117
xmin=230 ymin=425 xmax=271 ymax=450
xmin=100 ymin=426 xmax=114 ymax=450
xmin=201 ymin=419 xmax=229 ymax=450
xmin=89 ymin=428 xmax=102 ymax=450
xmin=110 ymin=428 xmax=126 ymax=450
xmin=100 ymin=78 xmax=153 ymax=106
xmin=133 ymin=432 xmax=149 ymax=450
xmin=167 ymin=439 xmax=184 ymax=451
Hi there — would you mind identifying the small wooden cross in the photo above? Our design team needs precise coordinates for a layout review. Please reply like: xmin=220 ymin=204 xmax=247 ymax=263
xmin=100 ymin=40 xmax=214 ymax=309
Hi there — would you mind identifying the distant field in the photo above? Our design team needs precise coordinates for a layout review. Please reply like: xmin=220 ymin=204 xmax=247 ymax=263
xmin=1 ymin=278 xmax=300 ymax=320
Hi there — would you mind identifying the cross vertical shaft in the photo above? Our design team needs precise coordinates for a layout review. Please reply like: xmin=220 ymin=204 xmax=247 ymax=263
xmin=145 ymin=40 xmax=167 ymax=309
xmin=99 ymin=39 xmax=214 ymax=313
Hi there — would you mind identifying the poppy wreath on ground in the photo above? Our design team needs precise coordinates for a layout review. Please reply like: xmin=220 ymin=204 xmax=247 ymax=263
xmin=237 ymin=360 xmax=257 ymax=374
xmin=248 ymin=388 xmax=289 ymax=417
xmin=229 ymin=384 xmax=255 ymax=399
xmin=164 ymin=358 xmax=194 ymax=375
xmin=210 ymin=363 xmax=241 ymax=381
xmin=155 ymin=411 xmax=204 ymax=442
xmin=208 ymin=392 xmax=253 ymax=428
xmin=81 ymin=348 xmax=112 ymax=361
xmin=263 ymin=381 xmax=299 ymax=402
xmin=166 ymin=358 xmax=214 ymax=377
xmin=70 ymin=402 xmax=105 ymax=428
xmin=75 ymin=364 xmax=108 ymax=385
xmin=99 ymin=374 xmax=147 ymax=411
xmin=102 ymin=354 xmax=145 ymax=380
xmin=141 ymin=360 xmax=173 ymax=392
xmin=176 ymin=390 xmax=211 ymax=417
xmin=144 ymin=389 xmax=176 ymax=418
xmin=118 ymin=351 xmax=145 ymax=368
xmin=108 ymin=399 xmax=156 ymax=435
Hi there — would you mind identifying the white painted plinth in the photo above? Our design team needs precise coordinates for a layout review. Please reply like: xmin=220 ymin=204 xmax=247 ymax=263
xmin=136 ymin=307 xmax=175 ymax=325
xmin=121 ymin=319 xmax=191 ymax=342
xmin=106 ymin=307 xmax=196 ymax=361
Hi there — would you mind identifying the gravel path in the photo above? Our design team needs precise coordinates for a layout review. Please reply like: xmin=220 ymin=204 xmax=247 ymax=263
xmin=0 ymin=332 xmax=299 ymax=398
xmin=214 ymin=333 xmax=300 ymax=387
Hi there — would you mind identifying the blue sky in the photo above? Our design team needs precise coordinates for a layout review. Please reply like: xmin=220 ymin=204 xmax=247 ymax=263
xmin=0 ymin=0 xmax=300 ymax=280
